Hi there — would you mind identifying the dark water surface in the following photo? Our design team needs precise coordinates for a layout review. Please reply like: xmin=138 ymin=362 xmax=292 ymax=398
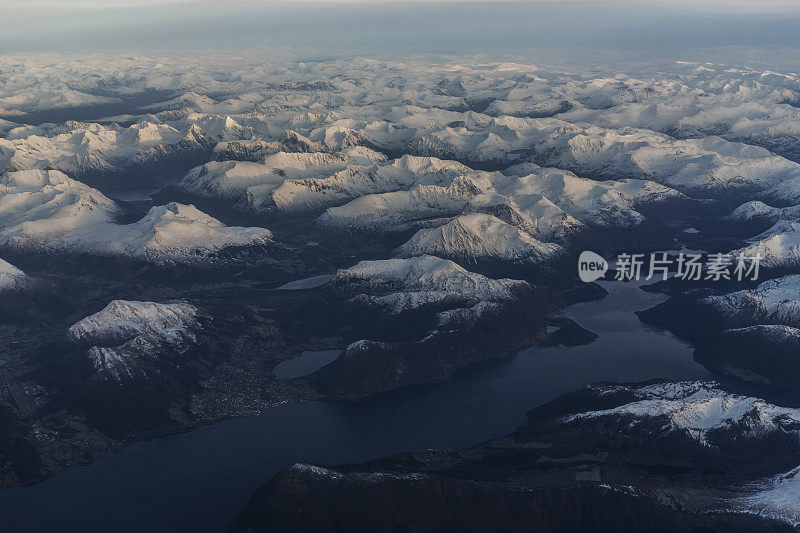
xmin=0 ymin=280 xmax=715 ymax=532
xmin=272 ymin=350 xmax=343 ymax=380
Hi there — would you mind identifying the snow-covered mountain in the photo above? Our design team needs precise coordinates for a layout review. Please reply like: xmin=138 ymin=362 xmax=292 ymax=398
xmin=395 ymin=213 xmax=562 ymax=264
xmin=0 ymin=120 xmax=213 ymax=177
xmin=68 ymin=300 xmax=198 ymax=344
xmin=258 ymin=155 xmax=471 ymax=214
xmin=236 ymin=377 xmax=800 ymax=531
xmin=642 ymin=276 xmax=800 ymax=390
xmin=7 ymin=53 xmax=800 ymax=504
xmin=68 ymin=300 xmax=200 ymax=381
xmin=547 ymin=65 xmax=800 ymax=165
xmin=732 ymin=220 xmax=800 ymax=268
xmin=313 ymin=157 xmax=679 ymax=240
xmin=92 ymin=202 xmax=274 ymax=263
xmin=736 ymin=466 xmax=800 ymax=527
xmin=0 ymin=169 xmax=272 ymax=263
xmin=729 ymin=200 xmax=800 ymax=222
xmin=565 ymin=381 xmax=800 ymax=446
xmin=316 ymin=175 xmax=491 ymax=232
xmin=178 ymin=149 xmax=386 ymax=210
xmin=0 ymin=258 xmax=28 ymax=291
xmin=180 ymin=160 xmax=287 ymax=200
xmin=435 ymin=300 xmax=500 ymax=328
xmin=703 ymin=275 xmax=800 ymax=327
xmin=330 ymin=255 xmax=527 ymax=314
xmin=0 ymin=169 xmax=119 ymax=246
xmin=4 ymin=55 xmax=800 ymax=202
xmin=181 ymin=152 xmax=350 ymax=198
xmin=391 ymin=114 xmax=800 ymax=198
xmin=502 ymin=164 xmax=686 ymax=227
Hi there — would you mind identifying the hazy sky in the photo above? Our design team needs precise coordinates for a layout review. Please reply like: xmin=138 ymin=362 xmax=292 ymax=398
xmin=6 ymin=0 xmax=800 ymax=5
xmin=3 ymin=0 xmax=799 ymax=67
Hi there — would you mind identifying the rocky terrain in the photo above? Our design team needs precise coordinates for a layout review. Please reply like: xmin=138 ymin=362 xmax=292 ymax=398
xmin=639 ymin=274 xmax=800 ymax=389
xmin=232 ymin=381 xmax=800 ymax=532
xmin=67 ymin=300 xmax=201 ymax=382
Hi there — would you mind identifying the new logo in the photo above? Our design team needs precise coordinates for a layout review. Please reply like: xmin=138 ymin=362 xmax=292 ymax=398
xmin=578 ymin=251 xmax=608 ymax=282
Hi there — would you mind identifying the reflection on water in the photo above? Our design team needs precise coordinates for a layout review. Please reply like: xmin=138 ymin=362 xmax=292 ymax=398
xmin=0 ymin=279 xmax=715 ymax=533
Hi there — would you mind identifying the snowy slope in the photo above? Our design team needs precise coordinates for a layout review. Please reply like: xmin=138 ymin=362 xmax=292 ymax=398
xmin=703 ymin=275 xmax=800 ymax=327
xmin=736 ymin=466 xmax=800 ymax=527
xmin=314 ymin=156 xmax=680 ymax=237
xmin=313 ymin=166 xmax=586 ymax=239
xmin=395 ymin=213 xmax=562 ymax=263
xmin=0 ymin=169 xmax=119 ymax=246
xmin=729 ymin=201 xmax=800 ymax=222
xmin=4 ymin=55 xmax=800 ymax=202
xmin=179 ymin=152 xmax=357 ymax=201
xmin=264 ymin=155 xmax=472 ymax=213
xmin=392 ymin=112 xmax=800 ymax=198
xmin=180 ymin=160 xmax=289 ymax=200
xmin=91 ymin=202 xmax=273 ymax=263
xmin=534 ymin=126 xmax=800 ymax=195
xmin=0 ymin=119 xmax=211 ymax=176
xmin=68 ymin=300 xmax=200 ymax=381
xmin=540 ymin=64 xmax=800 ymax=164
xmin=733 ymin=221 xmax=800 ymax=268
xmin=502 ymin=164 xmax=686 ymax=227
xmin=435 ymin=301 xmax=500 ymax=327
xmin=68 ymin=300 xmax=199 ymax=344
xmin=0 ymin=258 xmax=28 ymax=291
xmin=331 ymin=255 xmax=527 ymax=314
xmin=316 ymin=175 xmax=489 ymax=232
xmin=0 ymin=170 xmax=272 ymax=263
xmin=566 ymin=381 xmax=800 ymax=446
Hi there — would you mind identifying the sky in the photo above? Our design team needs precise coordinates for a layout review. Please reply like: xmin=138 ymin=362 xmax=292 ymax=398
xmin=3 ymin=1 xmax=799 ymax=68
xmin=5 ymin=0 xmax=800 ymax=5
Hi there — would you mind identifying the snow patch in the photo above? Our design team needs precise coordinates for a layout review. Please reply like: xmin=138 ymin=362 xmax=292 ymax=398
xmin=567 ymin=381 xmax=800 ymax=446
xmin=332 ymin=255 xmax=527 ymax=314
xmin=68 ymin=300 xmax=200 ymax=381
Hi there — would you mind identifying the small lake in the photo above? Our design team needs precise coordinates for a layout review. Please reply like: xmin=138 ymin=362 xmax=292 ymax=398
xmin=275 ymin=274 xmax=334 ymax=290
xmin=0 ymin=279 xmax=717 ymax=532
xmin=272 ymin=350 xmax=343 ymax=379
